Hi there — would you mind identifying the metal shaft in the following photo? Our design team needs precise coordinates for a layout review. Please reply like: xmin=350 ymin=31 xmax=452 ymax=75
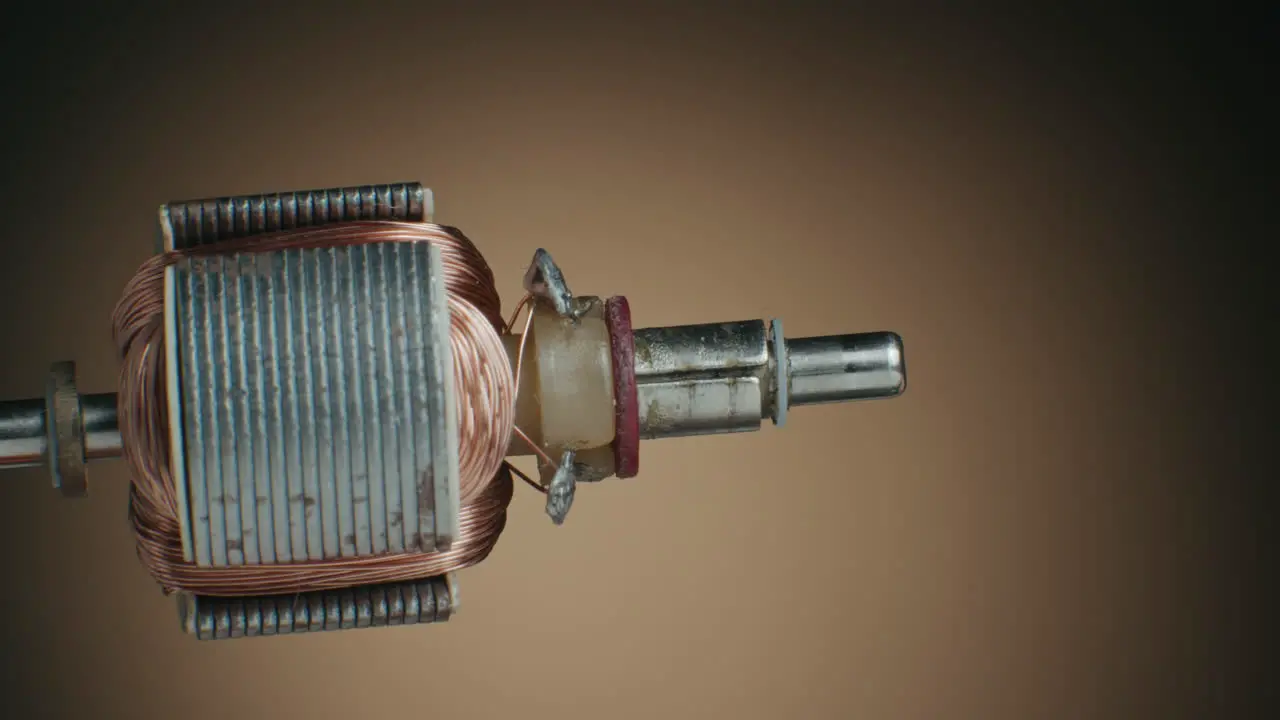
xmin=787 ymin=332 xmax=907 ymax=405
xmin=0 ymin=326 xmax=905 ymax=476
xmin=0 ymin=392 xmax=121 ymax=468
xmin=632 ymin=321 xmax=905 ymax=439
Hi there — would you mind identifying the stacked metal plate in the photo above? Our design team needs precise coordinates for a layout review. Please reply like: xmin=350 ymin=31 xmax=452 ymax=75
xmin=157 ymin=183 xmax=462 ymax=639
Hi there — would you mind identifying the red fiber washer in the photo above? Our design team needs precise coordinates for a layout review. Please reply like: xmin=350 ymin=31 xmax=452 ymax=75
xmin=605 ymin=296 xmax=639 ymax=479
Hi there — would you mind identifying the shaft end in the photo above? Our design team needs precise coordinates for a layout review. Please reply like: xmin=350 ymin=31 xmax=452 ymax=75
xmin=786 ymin=331 xmax=906 ymax=406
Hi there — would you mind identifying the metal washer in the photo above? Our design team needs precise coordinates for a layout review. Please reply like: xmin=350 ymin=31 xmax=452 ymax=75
xmin=771 ymin=319 xmax=788 ymax=427
xmin=46 ymin=361 xmax=87 ymax=498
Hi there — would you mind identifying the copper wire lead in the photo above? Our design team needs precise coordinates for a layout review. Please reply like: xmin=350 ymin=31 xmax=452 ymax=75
xmin=112 ymin=221 xmax=528 ymax=597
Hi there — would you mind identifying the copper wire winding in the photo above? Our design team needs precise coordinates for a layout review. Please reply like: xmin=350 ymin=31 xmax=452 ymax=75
xmin=112 ymin=221 xmax=527 ymax=597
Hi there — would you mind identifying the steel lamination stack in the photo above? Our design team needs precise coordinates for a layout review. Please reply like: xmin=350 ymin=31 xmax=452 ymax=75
xmin=0 ymin=182 xmax=907 ymax=640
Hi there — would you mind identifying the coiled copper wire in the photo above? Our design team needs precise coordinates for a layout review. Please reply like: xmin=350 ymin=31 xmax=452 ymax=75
xmin=112 ymin=221 xmax=523 ymax=596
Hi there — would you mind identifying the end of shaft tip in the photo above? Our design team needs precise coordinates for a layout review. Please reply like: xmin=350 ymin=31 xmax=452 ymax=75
xmin=785 ymin=330 xmax=906 ymax=407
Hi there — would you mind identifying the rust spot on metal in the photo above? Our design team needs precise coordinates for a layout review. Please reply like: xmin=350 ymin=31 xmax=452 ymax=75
xmin=633 ymin=335 xmax=654 ymax=367
xmin=419 ymin=469 xmax=435 ymax=510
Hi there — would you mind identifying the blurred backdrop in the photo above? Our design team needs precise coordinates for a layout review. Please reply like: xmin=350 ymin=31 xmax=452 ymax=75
xmin=0 ymin=4 xmax=1269 ymax=719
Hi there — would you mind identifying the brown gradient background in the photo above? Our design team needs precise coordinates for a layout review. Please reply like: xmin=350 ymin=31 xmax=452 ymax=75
xmin=0 ymin=4 xmax=1270 ymax=719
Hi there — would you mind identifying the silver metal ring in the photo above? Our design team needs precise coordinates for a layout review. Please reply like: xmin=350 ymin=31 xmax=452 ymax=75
xmin=771 ymin=319 xmax=788 ymax=427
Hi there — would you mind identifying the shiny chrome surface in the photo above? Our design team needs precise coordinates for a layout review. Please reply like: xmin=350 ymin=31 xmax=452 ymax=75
xmin=788 ymin=331 xmax=906 ymax=405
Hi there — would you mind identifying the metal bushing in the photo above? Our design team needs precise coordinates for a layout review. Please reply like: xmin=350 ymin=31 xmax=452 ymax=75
xmin=45 ymin=361 xmax=87 ymax=498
